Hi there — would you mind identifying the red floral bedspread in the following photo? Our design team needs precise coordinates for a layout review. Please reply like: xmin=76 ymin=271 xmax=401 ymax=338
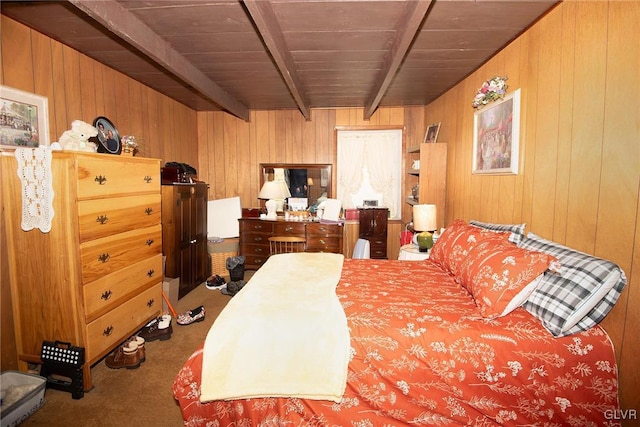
xmin=173 ymin=259 xmax=620 ymax=426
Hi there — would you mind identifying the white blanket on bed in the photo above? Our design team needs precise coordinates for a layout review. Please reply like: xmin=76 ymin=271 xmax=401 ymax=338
xmin=200 ymin=252 xmax=349 ymax=403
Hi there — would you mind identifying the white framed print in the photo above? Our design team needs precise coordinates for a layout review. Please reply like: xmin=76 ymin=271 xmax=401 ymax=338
xmin=472 ymin=89 xmax=520 ymax=175
xmin=0 ymin=85 xmax=50 ymax=149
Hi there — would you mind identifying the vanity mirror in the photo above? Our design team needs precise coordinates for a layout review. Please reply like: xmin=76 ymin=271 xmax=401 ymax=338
xmin=260 ymin=163 xmax=332 ymax=211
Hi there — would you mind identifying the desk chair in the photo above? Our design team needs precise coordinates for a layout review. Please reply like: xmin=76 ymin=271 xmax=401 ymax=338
xmin=269 ymin=236 xmax=306 ymax=255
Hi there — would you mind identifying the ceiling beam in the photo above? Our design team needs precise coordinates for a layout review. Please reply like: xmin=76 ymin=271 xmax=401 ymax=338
xmin=243 ymin=0 xmax=311 ymax=121
xmin=363 ymin=0 xmax=433 ymax=120
xmin=68 ymin=0 xmax=250 ymax=121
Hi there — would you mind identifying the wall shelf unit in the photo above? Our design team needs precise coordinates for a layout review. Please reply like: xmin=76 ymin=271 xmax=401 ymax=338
xmin=405 ymin=143 xmax=447 ymax=229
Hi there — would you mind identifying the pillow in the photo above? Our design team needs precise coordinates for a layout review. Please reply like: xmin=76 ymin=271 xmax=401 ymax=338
xmin=469 ymin=220 xmax=526 ymax=245
xmin=430 ymin=219 xmax=510 ymax=278
xmin=458 ymin=236 xmax=556 ymax=318
xmin=519 ymin=232 xmax=627 ymax=337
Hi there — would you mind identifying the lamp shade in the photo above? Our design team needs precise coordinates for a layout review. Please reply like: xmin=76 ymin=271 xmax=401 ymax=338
xmin=258 ymin=180 xmax=291 ymax=220
xmin=413 ymin=204 xmax=437 ymax=231
xmin=258 ymin=181 xmax=291 ymax=200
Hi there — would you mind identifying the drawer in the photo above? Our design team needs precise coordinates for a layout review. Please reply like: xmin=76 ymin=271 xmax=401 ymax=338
xmin=78 ymin=194 xmax=161 ymax=243
xmin=83 ymin=254 xmax=163 ymax=322
xmin=240 ymin=242 xmax=270 ymax=258
xmin=77 ymin=156 xmax=160 ymax=199
xmin=240 ymin=233 xmax=271 ymax=246
xmin=80 ymin=224 xmax=162 ymax=284
xmin=244 ymin=254 xmax=269 ymax=269
xmin=85 ymin=283 xmax=161 ymax=363
xmin=306 ymin=222 xmax=343 ymax=237
xmin=239 ymin=220 xmax=274 ymax=233
xmin=370 ymin=243 xmax=387 ymax=259
xmin=273 ymin=222 xmax=305 ymax=236
xmin=306 ymin=236 xmax=342 ymax=253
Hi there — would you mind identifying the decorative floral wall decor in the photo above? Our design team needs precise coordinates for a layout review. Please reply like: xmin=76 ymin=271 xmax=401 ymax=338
xmin=472 ymin=76 xmax=508 ymax=109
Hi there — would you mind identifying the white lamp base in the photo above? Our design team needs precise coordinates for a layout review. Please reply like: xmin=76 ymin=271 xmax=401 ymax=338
xmin=265 ymin=199 xmax=278 ymax=220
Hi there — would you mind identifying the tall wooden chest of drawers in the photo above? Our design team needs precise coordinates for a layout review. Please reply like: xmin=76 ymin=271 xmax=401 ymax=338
xmin=1 ymin=152 xmax=162 ymax=390
xmin=238 ymin=218 xmax=344 ymax=269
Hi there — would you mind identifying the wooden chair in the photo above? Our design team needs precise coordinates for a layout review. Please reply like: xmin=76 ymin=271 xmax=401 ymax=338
xmin=268 ymin=236 xmax=306 ymax=255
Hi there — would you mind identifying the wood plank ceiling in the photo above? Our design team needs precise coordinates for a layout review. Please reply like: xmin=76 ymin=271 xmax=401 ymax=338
xmin=1 ymin=0 xmax=559 ymax=121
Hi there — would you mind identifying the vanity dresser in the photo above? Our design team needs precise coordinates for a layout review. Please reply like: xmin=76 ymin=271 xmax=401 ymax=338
xmin=1 ymin=151 xmax=163 ymax=390
xmin=239 ymin=218 xmax=344 ymax=269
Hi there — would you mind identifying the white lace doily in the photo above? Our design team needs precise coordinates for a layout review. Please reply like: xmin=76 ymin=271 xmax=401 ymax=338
xmin=15 ymin=147 xmax=55 ymax=233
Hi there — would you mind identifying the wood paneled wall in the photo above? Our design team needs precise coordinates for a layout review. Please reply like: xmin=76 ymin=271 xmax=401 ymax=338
xmin=196 ymin=106 xmax=417 ymax=259
xmin=0 ymin=15 xmax=200 ymax=370
xmin=425 ymin=1 xmax=639 ymax=412
xmin=0 ymin=16 xmax=199 ymax=166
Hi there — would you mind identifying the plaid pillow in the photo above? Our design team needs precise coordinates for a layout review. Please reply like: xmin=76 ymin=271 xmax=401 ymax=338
xmin=470 ymin=220 xmax=526 ymax=245
xmin=518 ymin=232 xmax=627 ymax=337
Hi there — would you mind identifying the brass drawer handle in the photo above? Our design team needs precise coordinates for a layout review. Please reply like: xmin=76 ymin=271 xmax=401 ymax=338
xmin=101 ymin=290 xmax=112 ymax=300
xmin=147 ymin=298 xmax=155 ymax=308
xmin=145 ymin=207 xmax=153 ymax=215
xmin=318 ymin=227 xmax=327 ymax=232
xmin=285 ymin=226 xmax=293 ymax=232
xmin=147 ymin=269 xmax=155 ymax=277
xmin=319 ymin=239 xmax=326 ymax=245
xmin=98 ymin=253 xmax=110 ymax=263
xmin=103 ymin=325 xmax=113 ymax=336
xmin=253 ymin=236 xmax=264 ymax=242
xmin=144 ymin=175 xmax=152 ymax=183
xmin=255 ymin=247 xmax=263 ymax=253
xmin=96 ymin=215 xmax=109 ymax=224
xmin=146 ymin=239 xmax=154 ymax=246
xmin=94 ymin=175 xmax=107 ymax=185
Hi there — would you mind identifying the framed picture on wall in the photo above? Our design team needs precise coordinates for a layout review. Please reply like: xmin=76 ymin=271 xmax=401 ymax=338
xmin=423 ymin=122 xmax=440 ymax=143
xmin=0 ymin=85 xmax=50 ymax=149
xmin=472 ymin=89 xmax=520 ymax=174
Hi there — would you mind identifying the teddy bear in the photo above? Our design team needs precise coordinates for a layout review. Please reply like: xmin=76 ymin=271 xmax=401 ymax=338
xmin=58 ymin=120 xmax=98 ymax=152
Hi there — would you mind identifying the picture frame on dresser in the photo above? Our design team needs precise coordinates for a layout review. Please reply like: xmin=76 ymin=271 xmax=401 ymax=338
xmin=0 ymin=85 xmax=50 ymax=149
xmin=92 ymin=116 xmax=122 ymax=155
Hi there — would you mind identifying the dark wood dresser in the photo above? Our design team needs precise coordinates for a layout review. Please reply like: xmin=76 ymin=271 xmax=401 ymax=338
xmin=161 ymin=182 xmax=209 ymax=298
xmin=358 ymin=207 xmax=389 ymax=259
xmin=238 ymin=218 xmax=344 ymax=269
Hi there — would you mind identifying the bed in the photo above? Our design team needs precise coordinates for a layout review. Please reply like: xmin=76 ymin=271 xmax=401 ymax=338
xmin=173 ymin=220 xmax=625 ymax=426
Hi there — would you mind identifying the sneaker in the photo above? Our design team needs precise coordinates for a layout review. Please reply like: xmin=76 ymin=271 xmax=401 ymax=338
xmin=206 ymin=275 xmax=226 ymax=290
xmin=177 ymin=306 xmax=206 ymax=325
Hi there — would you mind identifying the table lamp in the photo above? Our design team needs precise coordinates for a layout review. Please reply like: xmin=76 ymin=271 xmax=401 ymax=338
xmin=413 ymin=204 xmax=437 ymax=252
xmin=258 ymin=180 xmax=291 ymax=220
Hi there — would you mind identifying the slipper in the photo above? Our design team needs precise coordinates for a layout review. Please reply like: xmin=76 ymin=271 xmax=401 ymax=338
xmin=177 ymin=305 xmax=205 ymax=325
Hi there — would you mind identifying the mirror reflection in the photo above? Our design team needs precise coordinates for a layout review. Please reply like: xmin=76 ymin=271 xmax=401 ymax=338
xmin=260 ymin=163 xmax=332 ymax=211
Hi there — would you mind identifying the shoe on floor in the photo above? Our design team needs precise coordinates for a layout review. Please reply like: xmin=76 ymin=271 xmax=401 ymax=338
xmin=105 ymin=341 xmax=140 ymax=369
xmin=138 ymin=317 xmax=173 ymax=341
xmin=127 ymin=336 xmax=146 ymax=363
xmin=206 ymin=275 xmax=226 ymax=290
xmin=177 ymin=305 xmax=206 ymax=325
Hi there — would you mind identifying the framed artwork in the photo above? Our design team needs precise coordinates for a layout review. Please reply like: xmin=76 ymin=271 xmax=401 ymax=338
xmin=472 ymin=89 xmax=520 ymax=174
xmin=0 ymin=85 xmax=50 ymax=149
xmin=92 ymin=116 xmax=121 ymax=154
xmin=423 ymin=122 xmax=440 ymax=143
